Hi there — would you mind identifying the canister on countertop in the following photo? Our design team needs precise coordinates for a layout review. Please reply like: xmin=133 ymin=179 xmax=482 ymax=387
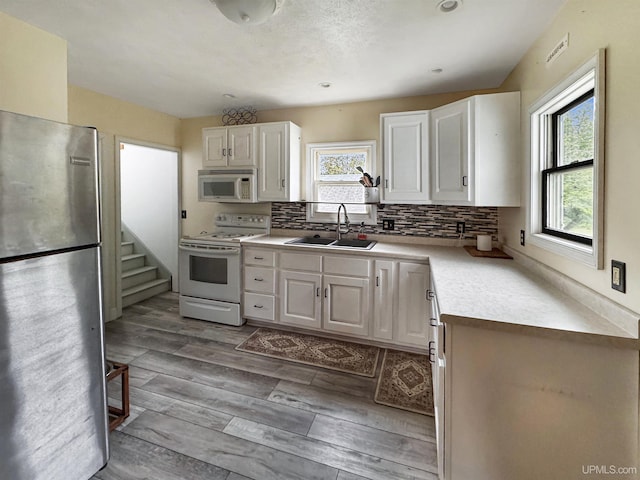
xmin=477 ymin=234 xmax=492 ymax=251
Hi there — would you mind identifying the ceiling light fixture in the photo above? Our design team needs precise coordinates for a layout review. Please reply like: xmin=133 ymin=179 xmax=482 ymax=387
xmin=212 ymin=0 xmax=285 ymax=25
xmin=437 ymin=0 xmax=462 ymax=13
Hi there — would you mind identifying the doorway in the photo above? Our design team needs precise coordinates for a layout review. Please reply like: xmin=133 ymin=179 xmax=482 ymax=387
xmin=117 ymin=140 xmax=180 ymax=294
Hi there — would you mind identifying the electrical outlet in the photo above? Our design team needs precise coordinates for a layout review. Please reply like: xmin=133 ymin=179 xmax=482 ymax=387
xmin=456 ymin=222 xmax=466 ymax=234
xmin=181 ymin=210 xmax=187 ymax=219
xmin=520 ymin=230 xmax=525 ymax=246
xmin=382 ymin=219 xmax=395 ymax=230
xmin=611 ymin=260 xmax=626 ymax=293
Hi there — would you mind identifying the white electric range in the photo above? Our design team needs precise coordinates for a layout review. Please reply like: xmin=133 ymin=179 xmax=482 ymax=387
xmin=178 ymin=213 xmax=270 ymax=325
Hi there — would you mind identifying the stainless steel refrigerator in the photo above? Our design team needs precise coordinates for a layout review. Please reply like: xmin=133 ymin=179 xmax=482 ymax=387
xmin=0 ymin=110 xmax=109 ymax=479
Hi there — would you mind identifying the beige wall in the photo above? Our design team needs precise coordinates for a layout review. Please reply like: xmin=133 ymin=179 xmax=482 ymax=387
xmin=180 ymin=89 xmax=499 ymax=236
xmin=499 ymin=0 xmax=640 ymax=314
xmin=0 ymin=12 xmax=67 ymax=122
xmin=69 ymin=85 xmax=182 ymax=320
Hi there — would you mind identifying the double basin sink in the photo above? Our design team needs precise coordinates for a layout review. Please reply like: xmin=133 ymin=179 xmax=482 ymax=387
xmin=285 ymin=236 xmax=376 ymax=250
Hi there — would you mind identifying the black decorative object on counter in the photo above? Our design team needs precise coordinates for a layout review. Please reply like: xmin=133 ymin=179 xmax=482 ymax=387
xmin=222 ymin=106 xmax=257 ymax=125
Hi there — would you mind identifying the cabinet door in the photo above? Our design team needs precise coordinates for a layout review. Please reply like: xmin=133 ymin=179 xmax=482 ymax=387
xmin=373 ymin=260 xmax=395 ymax=340
xmin=257 ymin=123 xmax=288 ymax=201
xmin=395 ymin=262 xmax=429 ymax=346
xmin=228 ymin=125 xmax=256 ymax=167
xmin=430 ymin=100 xmax=472 ymax=203
xmin=202 ymin=127 xmax=228 ymax=167
xmin=381 ymin=112 xmax=429 ymax=203
xmin=323 ymin=275 xmax=370 ymax=337
xmin=279 ymin=270 xmax=321 ymax=329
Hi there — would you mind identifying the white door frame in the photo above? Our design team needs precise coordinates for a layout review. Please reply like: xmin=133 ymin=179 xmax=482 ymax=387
xmin=114 ymin=136 xmax=182 ymax=319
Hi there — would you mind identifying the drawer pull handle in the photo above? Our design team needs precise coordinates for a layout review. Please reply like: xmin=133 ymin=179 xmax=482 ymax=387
xmin=430 ymin=318 xmax=437 ymax=327
xmin=254 ymin=278 xmax=264 ymax=282
xmin=316 ymin=287 xmax=320 ymax=297
xmin=253 ymin=305 xmax=264 ymax=309
xmin=324 ymin=288 xmax=328 ymax=298
xmin=376 ymin=276 xmax=380 ymax=287
xmin=222 ymin=148 xmax=226 ymax=157
xmin=228 ymin=148 xmax=232 ymax=157
xmin=254 ymin=256 xmax=264 ymax=260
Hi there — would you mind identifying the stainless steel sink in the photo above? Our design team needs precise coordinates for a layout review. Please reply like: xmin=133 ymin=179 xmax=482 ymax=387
xmin=285 ymin=237 xmax=376 ymax=249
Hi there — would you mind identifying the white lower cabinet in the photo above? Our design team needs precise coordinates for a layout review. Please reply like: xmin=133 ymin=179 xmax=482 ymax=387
xmin=373 ymin=260 xmax=395 ymax=341
xmin=243 ymin=247 xmax=429 ymax=347
xmin=374 ymin=260 xmax=430 ymax=347
xmin=395 ymin=262 xmax=430 ymax=345
xmin=278 ymin=252 xmax=371 ymax=337
xmin=243 ymin=248 xmax=277 ymax=322
xmin=279 ymin=270 xmax=322 ymax=329
xmin=323 ymin=275 xmax=370 ymax=336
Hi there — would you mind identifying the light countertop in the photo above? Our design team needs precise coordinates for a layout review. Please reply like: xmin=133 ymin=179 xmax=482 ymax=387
xmin=242 ymin=234 xmax=639 ymax=349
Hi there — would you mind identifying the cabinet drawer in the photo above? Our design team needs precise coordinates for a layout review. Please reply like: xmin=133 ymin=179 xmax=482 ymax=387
xmin=244 ymin=266 xmax=276 ymax=294
xmin=243 ymin=293 xmax=275 ymax=321
xmin=324 ymin=255 xmax=371 ymax=277
xmin=279 ymin=252 xmax=322 ymax=272
xmin=244 ymin=248 xmax=276 ymax=267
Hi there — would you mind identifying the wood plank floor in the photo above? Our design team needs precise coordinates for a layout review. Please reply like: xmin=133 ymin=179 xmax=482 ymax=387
xmin=94 ymin=292 xmax=438 ymax=480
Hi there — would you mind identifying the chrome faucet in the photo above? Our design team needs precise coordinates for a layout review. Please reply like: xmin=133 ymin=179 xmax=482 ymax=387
xmin=336 ymin=203 xmax=350 ymax=239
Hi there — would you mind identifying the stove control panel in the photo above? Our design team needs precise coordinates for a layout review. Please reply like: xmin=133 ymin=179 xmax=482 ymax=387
xmin=214 ymin=213 xmax=271 ymax=229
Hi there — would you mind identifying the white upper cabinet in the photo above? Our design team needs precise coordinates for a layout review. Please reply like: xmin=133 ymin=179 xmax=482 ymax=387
xmin=257 ymin=122 xmax=301 ymax=202
xmin=202 ymin=125 xmax=256 ymax=168
xmin=380 ymin=111 xmax=430 ymax=203
xmin=430 ymin=91 xmax=520 ymax=206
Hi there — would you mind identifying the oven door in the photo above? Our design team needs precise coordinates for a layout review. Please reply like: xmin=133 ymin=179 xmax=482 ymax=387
xmin=179 ymin=244 xmax=240 ymax=303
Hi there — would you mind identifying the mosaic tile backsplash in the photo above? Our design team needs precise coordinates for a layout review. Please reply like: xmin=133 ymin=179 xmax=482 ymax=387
xmin=271 ymin=202 xmax=498 ymax=239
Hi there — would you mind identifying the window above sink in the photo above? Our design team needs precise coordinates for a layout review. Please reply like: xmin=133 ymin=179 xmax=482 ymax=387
xmin=305 ymin=141 xmax=378 ymax=225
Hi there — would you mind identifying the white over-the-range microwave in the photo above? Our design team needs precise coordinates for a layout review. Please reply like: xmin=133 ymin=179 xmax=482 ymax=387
xmin=198 ymin=169 xmax=258 ymax=203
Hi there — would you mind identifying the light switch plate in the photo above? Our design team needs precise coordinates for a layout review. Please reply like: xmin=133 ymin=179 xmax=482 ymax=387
xmin=611 ymin=260 xmax=626 ymax=293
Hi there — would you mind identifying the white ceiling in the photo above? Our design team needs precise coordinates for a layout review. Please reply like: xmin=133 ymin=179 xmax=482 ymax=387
xmin=0 ymin=0 xmax=566 ymax=119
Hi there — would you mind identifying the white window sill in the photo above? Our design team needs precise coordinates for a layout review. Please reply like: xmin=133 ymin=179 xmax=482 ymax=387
xmin=528 ymin=232 xmax=597 ymax=268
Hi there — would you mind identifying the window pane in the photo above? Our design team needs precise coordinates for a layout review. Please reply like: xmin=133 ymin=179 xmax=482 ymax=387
xmin=318 ymin=152 xmax=366 ymax=181
xmin=316 ymin=183 xmax=367 ymax=213
xmin=557 ymin=95 xmax=594 ymax=166
xmin=546 ymin=166 xmax=593 ymax=237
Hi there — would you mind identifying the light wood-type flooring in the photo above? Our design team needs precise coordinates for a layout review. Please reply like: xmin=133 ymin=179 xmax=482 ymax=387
xmin=93 ymin=292 xmax=438 ymax=480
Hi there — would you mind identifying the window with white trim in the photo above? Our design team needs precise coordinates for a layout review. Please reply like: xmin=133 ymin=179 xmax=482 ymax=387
xmin=528 ymin=50 xmax=604 ymax=268
xmin=306 ymin=141 xmax=377 ymax=224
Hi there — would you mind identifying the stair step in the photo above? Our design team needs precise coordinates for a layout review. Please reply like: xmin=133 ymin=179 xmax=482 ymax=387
xmin=121 ymin=241 xmax=134 ymax=256
xmin=122 ymin=278 xmax=171 ymax=308
xmin=122 ymin=253 xmax=145 ymax=272
xmin=122 ymin=265 xmax=158 ymax=290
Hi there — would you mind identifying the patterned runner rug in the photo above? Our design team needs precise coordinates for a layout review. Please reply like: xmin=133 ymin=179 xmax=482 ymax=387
xmin=236 ymin=328 xmax=380 ymax=377
xmin=374 ymin=349 xmax=434 ymax=416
